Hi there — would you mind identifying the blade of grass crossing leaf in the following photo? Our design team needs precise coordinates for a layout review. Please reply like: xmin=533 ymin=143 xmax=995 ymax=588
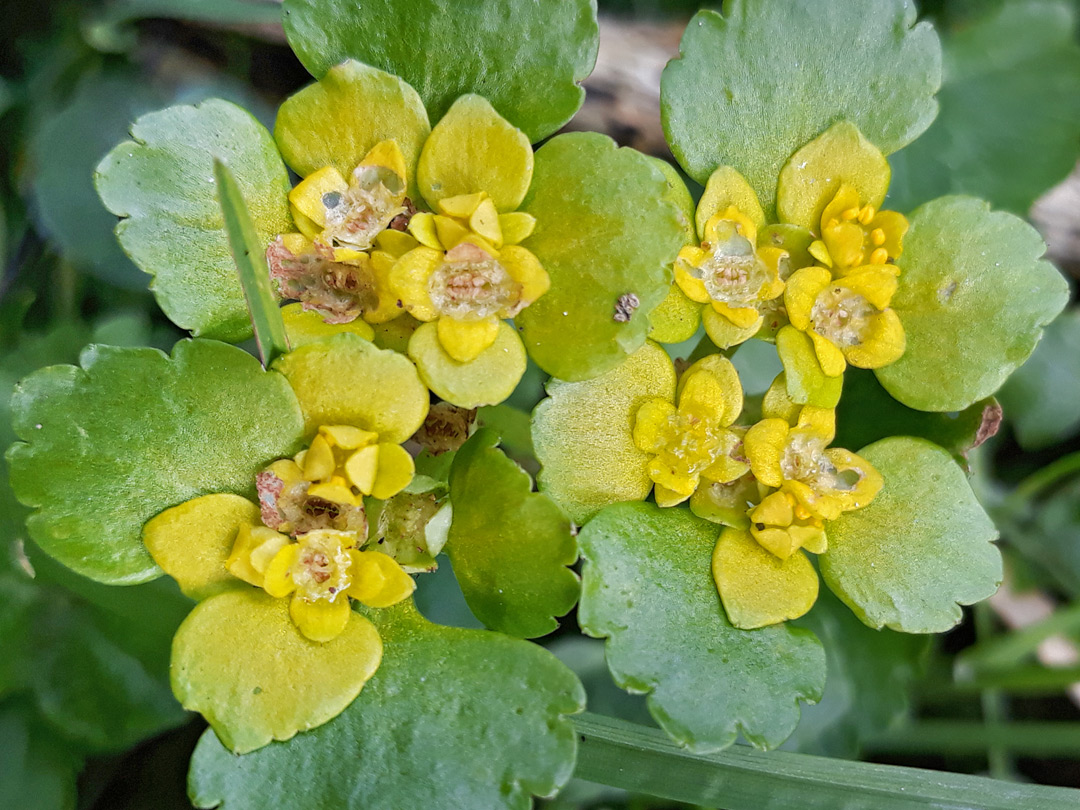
xmin=214 ymin=158 xmax=289 ymax=367
xmin=571 ymin=713 xmax=1080 ymax=810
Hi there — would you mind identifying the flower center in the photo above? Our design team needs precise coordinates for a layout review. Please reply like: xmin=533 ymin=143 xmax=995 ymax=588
xmin=810 ymin=286 xmax=874 ymax=347
xmin=428 ymin=243 xmax=520 ymax=320
xmin=291 ymin=531 xmax=354 ymax=602
xmin=657 ymin=412 xmax=729 ymax=478
xmin=266 ymin=237 xmax=379 ymax=324
xmin=696 ymin=223 xmax=769 ymax=307
xmin=781 ymin=432 xmax=851 ymax=495
xmin=321 ymin=165 xmax=405 ymax=252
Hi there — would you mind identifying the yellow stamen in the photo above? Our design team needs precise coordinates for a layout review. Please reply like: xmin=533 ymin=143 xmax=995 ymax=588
xmin=871 ymin=228 xmax=886 ymax=246
xmin=870 ymin=247 xmax=889 ymax=265
xmin=858 ymin=206 xmax=875 ymax=225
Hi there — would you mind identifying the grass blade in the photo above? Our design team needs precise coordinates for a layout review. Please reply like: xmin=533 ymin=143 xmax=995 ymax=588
xmin=214 ymin=158 xmax=289 ymax=367
xmin=571 ymin=713 xmax=1080 ymax=810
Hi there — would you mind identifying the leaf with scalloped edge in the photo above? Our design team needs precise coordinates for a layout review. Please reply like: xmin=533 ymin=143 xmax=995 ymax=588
xmin=834 ymin=369 xmax=1001 ymax=466
xmin=661 ymin=0 xmax=940 ymax=217
xmin=6 ymin=339 xmax=305 ymax=585
xmin=188 ymin=600 xmax=584 ymax=810
xmin=95 ymin=99 xmax=292 ymax=342
xmin=578 ymin=502 xmax=825 ymax=752
xmin=786 ymin=588 xmax=927 ymax=757
xmin=533 ymin=342 xmax=676 ymax=525
xmin=518 ymin=133 xmax=686 ymax=381
xmin=446 ymin=429 xmax=578 ymax=638
xmin=887 ymin=1 xmax=1080 ymax=216
xmin=876 ymin=196 xmax=1069 ymax=412
xmin=821 ymin=437 xmax=1002 ymax=633
xmin=281 ymin=0 xmax=598 ymax=143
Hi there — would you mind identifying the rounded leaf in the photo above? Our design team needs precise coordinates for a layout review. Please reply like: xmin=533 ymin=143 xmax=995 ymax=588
xmin=875 ymin=196 xmax=1069 ymax=411
xmin=776 ymin=122 xmax=891 ymax=232
xmin=282 ymin=0 xmax=598 ymax=143
xmin=517 ymin=133 xmax=686 ymax=380
xmin=578 ymin=502 xmax=826 ymax=751
xmin=820 ymin=437 xmax=1002 ymax=633
xmin=887 ymin=2 xmax=1080 ymax=216
xmin=282 ymin=303 xmax=374 ymax=346
xmin=712 ymin=527 xmax=819 ymax=630
xmin=189 ymin=602 xmax=585 ymax=809
xmin=533 ymin=342 xmax=676 ymax=524
xmin=447 ymin=430 xmax=579 ymax=638
xmin=417 ymin=95 xmax=533 ymax=212
xmin=7 ymin=340 xmax=305 ymax=584
xmin=407 ymin=321 xmax=526 ymax=409
xmin=661 ymin=1 xmax=941 ymax=215
xmin=172 ymin=588 xmax=382 ymax=754
xmin=143 ymin=494 xmax=259 ymax=600
xmin=95 ymin=99 xmax=292 ymax=341
xmin=274 ymin=60 xmax=430 ymax=189
xmin=274 ymin=333 xmax=429 ymax=442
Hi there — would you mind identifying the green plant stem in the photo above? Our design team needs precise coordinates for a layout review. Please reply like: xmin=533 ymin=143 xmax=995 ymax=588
xmin=570 ymin=713 xmax=1080 ymax=810
xmin=957 ymin=600 xmax=1080 ymax=675
xmin=1003 ymin=451 xmax=1080 ymax=512
xmin=975 ymin=602 xmax=1012 ymax=780
xmin=946 ymin=664 xmax=1080 ymax=694
xmin=866 ymin=721 xmax=1080 ymax=758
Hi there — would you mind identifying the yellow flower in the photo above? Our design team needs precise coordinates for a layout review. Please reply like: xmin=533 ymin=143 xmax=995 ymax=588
xmin=221 ymin=423 xmax=417 ymax=643
xmin=390 ymin=190 xmax=548 ymax=362
xmin=268 ymin=140 xmax=418 ymax=325
xmin=743 ymin=406 xmax=882 ymax=524
xmin=675 ymin=205 xmax=787 ymax=334
xmin=653 ymin=166 xmax=791 ymax=349
xmin=747 ymin=490 xmax=827 ymax=559
xmin=631 ymin=356 xmax=748 ymax=507
xmin=783 ymin=265 xmax=906 ymax=376
xmin=259 ymin=529 xmax=414 ymax=644
xmin=808 ymin=183 xmax=909 ymax=275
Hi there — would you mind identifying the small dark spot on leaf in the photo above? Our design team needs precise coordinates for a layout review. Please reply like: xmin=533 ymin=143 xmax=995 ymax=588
xmin=614 ymin=293 xmax=640 ymax=323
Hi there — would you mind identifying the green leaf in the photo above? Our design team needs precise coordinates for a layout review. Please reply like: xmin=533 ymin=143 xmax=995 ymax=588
xmin=875 ymin=196 xmax=1069 ymax=412
xmin=188 ymin=601 xmax=585 ymax=810
xmin=821 ymin=437 xmax=1002 ymax=633
xmin=532 ymin=342 xmax=676 ymax=525
xmin=446 ymin=429 xmax=578 ymax=638
xmin=214 ymin=159 xmax=289 ymax=367
xmin=29 ymin=70 xmax=165 ymax=290
xmin=887 ymin=1 xmax=1080 ymax=215
xmin=578 ymin=502 xmax=826 ymax=752
xmin=172 ymin=589 xmax=382 ymax=754
xmin=27 ymin=596 xmax=187 ymax=753
xmin=274 ymin=332 xmax=429 ymax=442
xmin=96 ymin=99 xmax=292 ymax=342
xmin=834 ymin=368 xmax=1001 ymax=465
xmin=998 ymin=309 xmax=1080 ymax=450
xmin=0 ymin=703 xmax=81 ymax=810
xmin=572 ymin=712 xmax=1080 ymax=810
xmin=661 ymin=0 xmax=941 ymax=216
xmin=7 ymin=339 xmax=305 ymax=584
xmin=273 ymin=60 xmax=430 ymax=192
xmin=281 ymin=0 xmax=598 ymax=143
xmin=518 ymin=133 xmax=686 ymax=381
xmin=787 ymin=588 xmax=927 ymax=757
xmin=1005 ymin=477 xmax=1080 ymax=599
